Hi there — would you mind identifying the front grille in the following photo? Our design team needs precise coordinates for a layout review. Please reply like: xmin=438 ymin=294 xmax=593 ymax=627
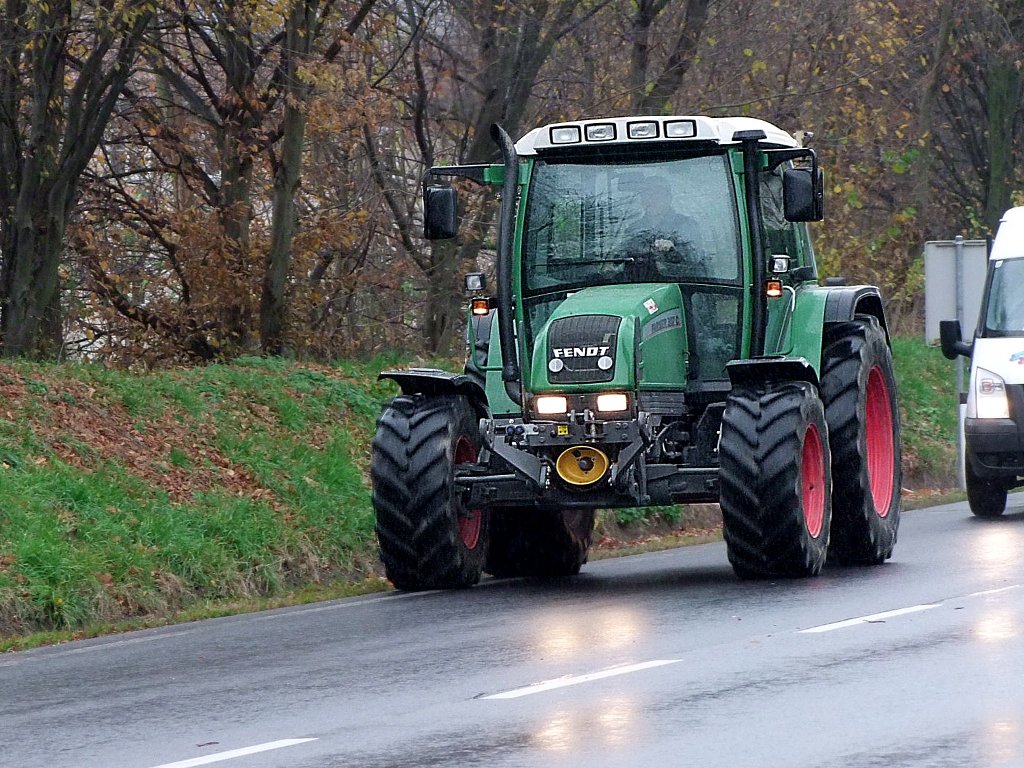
xmin=547 ymin=315 xmax=620 ymax=384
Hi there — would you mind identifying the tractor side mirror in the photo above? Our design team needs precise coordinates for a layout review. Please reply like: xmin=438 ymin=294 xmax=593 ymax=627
xmin=939 ymin=319 xmax=973 ymax=360
xmin=424 ymin=185 xmax=458 ymax=240
xmin=783 ymin=167 xmax=824 ymax=222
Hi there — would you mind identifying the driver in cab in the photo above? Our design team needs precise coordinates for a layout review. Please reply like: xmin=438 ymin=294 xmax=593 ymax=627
xmin=620 ymin=175 xmax=700 ymax=281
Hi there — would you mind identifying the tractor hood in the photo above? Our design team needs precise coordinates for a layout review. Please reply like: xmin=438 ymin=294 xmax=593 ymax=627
xmin=529 ymin=283 xmax=689 ymax=394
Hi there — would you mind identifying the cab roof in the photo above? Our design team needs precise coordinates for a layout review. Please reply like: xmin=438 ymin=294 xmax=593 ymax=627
xmin=515 ymin=115 xmax=801 ymax=156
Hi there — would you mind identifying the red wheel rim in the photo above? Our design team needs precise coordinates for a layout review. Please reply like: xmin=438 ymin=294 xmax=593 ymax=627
xmin=865 ymin=366 xmax=895 ymax=516
xmin=454 ymin=436 xmax=482 ymax=549
xmin=802 ymin=423 xmax=825 ymax=538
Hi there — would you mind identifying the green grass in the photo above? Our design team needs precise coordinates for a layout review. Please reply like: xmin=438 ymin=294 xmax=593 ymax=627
xmin=890 ymin=336 xmax=959 ymax=485
xmin=0 ymin=358 xmax=391 ymax=638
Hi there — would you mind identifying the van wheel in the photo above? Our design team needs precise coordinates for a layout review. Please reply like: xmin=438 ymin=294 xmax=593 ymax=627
xmin=966 ymin=463 xmax=1007 ymax=517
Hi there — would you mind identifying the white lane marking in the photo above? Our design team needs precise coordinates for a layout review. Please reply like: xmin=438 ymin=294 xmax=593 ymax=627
xmin=482 ymin=659 xmax=681 ymax=700
xmin=799 ymin=583 xmax=1024 ymax=634
xmin=0 ymin=631 xmax=200 ymax=667
xmin=4 ymin=591 xmax=431 ymax=665
xmin=799 ymin=603 xmax=941 ymax=634
xmin=963 ymin=584 xmax=1022 ymax=599
xmin=147 ymin=739 xmax=317 ymax=768
xmin=247 ymin=589 xmax=439 ymax=622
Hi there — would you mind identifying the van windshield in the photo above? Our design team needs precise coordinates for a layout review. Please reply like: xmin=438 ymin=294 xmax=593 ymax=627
xmin=985 ymin=258 xmax=1024 ymax=336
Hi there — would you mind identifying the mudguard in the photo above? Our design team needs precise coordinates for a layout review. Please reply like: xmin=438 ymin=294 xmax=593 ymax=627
xmin=379 ymin=368 xmax=486 ymax=404
xmin=823 ymin=286 xmax=889 ymax=337
xmin=725 ymin=356 xmax=818 ymax=388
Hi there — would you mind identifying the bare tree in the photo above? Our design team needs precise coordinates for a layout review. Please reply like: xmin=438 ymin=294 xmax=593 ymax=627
xmin=0 ymin=0 xmax=155 ymax=357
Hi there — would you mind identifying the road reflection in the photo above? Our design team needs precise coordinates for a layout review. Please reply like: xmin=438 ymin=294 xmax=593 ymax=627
xmin=973 ymin=607 xmax=1017 ymax=643
xmin=970 ymin=525 xmax=1024 ymax=581
xmin=532 ymin=696 xmax=639 ymax=752
xmin=533 ymin=608 xmax=643 ymax=660
xmin=984 ymin=720 xmax=1021 ymax=765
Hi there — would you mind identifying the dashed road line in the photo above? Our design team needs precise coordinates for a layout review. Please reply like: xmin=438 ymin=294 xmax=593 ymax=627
xmin=800 ymin=583 xmax=1022 ymax=634
xmin=482 ymin=659 xmax=681 ymax=700
xmin=147 ymin=738 xmax=317 ymax=768
xmin=799 ymin=603 xmax=942 ymax=633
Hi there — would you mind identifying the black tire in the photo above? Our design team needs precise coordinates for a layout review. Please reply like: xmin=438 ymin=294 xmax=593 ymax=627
xmin=821 ymin=315 xmax=902 ymax=564
xmin=486 ymin=508 xmax=595 ymax=578
xmin=719 ymin=382 xmax=832 ymax=578
xmin=371 ymin=394 xmax=488 ymax=590
xmin=966 ymin=463 xmax=1007 ymax=517
xmin=462 ymin=310 xmax=494 ymax=390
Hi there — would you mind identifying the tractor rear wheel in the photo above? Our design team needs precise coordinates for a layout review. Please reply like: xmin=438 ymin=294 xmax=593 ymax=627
xmin=486 ymin=508 xmax=595 ymax=578
xmin=371 ymin=394 xmax=488 ymax=590
xmin=966 ymin=463 xmax=1007 ymax=517
xmin=821 ymin=315 xmax=901 ymax=564
xmin=719 ymin=382 xmax=832 ymax=578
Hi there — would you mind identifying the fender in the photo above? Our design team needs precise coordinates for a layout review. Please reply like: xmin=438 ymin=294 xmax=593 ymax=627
xmin=379 ymin=368 xmax=487 ymax=410
xmin=823 ymin=286 xmax=889 ymax=339
xmin=726 ymin=356 xmax=819 ymax=389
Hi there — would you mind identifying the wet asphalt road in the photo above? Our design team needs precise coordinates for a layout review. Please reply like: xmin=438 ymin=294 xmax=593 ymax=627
xmin=4 ymin=495 xmax=1024 ymax=768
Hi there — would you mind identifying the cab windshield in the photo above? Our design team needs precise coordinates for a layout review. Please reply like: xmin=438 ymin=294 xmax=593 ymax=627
xmin=985 ymin=258 xmax=1024 ymax=337
xmin=522 ymin=153 xmax=741 ymax=295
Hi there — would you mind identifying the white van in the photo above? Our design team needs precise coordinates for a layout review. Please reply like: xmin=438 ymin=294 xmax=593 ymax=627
xmin=941 ymin=207 xmax=1024 ymax=516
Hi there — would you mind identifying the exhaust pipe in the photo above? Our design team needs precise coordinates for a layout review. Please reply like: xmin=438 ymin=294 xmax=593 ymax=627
xmin=491 ymin=123 xmax=522 ymax=406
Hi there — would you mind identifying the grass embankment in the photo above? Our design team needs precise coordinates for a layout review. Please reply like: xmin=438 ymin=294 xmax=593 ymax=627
xmin=0 ymin=357 xmax=395 ymax=644
xmin=0 ymin=337 xmax=960 ymax=646
xmin=890 ymin=335 xmax=961 ymax=500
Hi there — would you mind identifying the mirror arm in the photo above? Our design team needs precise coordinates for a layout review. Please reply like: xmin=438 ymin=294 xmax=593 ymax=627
xmin=427 ymin=164 xmax=491 ymax=185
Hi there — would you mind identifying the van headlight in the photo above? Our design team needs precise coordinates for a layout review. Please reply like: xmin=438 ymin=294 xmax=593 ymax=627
xmin=967 ymin=367 xmax=1010 ymax=419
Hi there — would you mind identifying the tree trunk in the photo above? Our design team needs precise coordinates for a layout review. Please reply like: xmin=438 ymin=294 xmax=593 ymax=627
xmin=635 ymin=0 xmax=711 ymax=115
xmin=984 ymin=57 xmax=1022 ymax=231
xmin=2 ymin=0 xmax=67 ymax=358
xmin=260 ymin=0 xmax=313 ymax=356
xmin=3 ymin=204 xmax=68 ymax=357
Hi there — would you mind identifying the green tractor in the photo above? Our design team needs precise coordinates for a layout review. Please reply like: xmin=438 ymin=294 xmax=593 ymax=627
xmin=371 ymin=116 xmax=901 ymax=589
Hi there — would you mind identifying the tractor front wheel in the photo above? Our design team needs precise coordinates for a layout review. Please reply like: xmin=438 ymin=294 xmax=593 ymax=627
xmin=486 ymin=508 xmax=595 ymax=578
xmin=719 ymin=382 xmax=832 ymax=578
xmin=821 ymin=315 xmax=901 ymax=564
xmin=371 ymin=394 xmax=488 ymax=590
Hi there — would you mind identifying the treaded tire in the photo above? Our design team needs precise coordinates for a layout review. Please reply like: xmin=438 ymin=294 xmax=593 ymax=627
xmin=719 ymin=382 xmax=832 ymax=578
xmin=966 ymin=463 xmax=1007 ymax=517
xmin=821 ymin=315 xmax=902 ymax=564
xmin=371 ymin=394 xmax=487 ymax=590
xmin=486 ymin=508 xmax=595 ymax=578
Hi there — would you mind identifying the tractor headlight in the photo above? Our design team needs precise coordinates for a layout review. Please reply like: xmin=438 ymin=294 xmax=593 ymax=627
xmin=967 ymin=367 xmax=1010 ymax=419
xmin=534 ymin=395 xmax=568 ymax=415
xmin=596 ymin=393 xmax=629 ymax=412
xmin=550 ymin=126 xmax=581 ymax=144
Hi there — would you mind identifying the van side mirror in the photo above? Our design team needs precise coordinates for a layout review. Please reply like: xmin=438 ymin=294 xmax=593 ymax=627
xmin=424 ymin=186 xmax=458 ymax=240
xmin=939 ymin=319 xmax=973 ymax=360
xmin=783 ymin=167 xmax=824 ymax=222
